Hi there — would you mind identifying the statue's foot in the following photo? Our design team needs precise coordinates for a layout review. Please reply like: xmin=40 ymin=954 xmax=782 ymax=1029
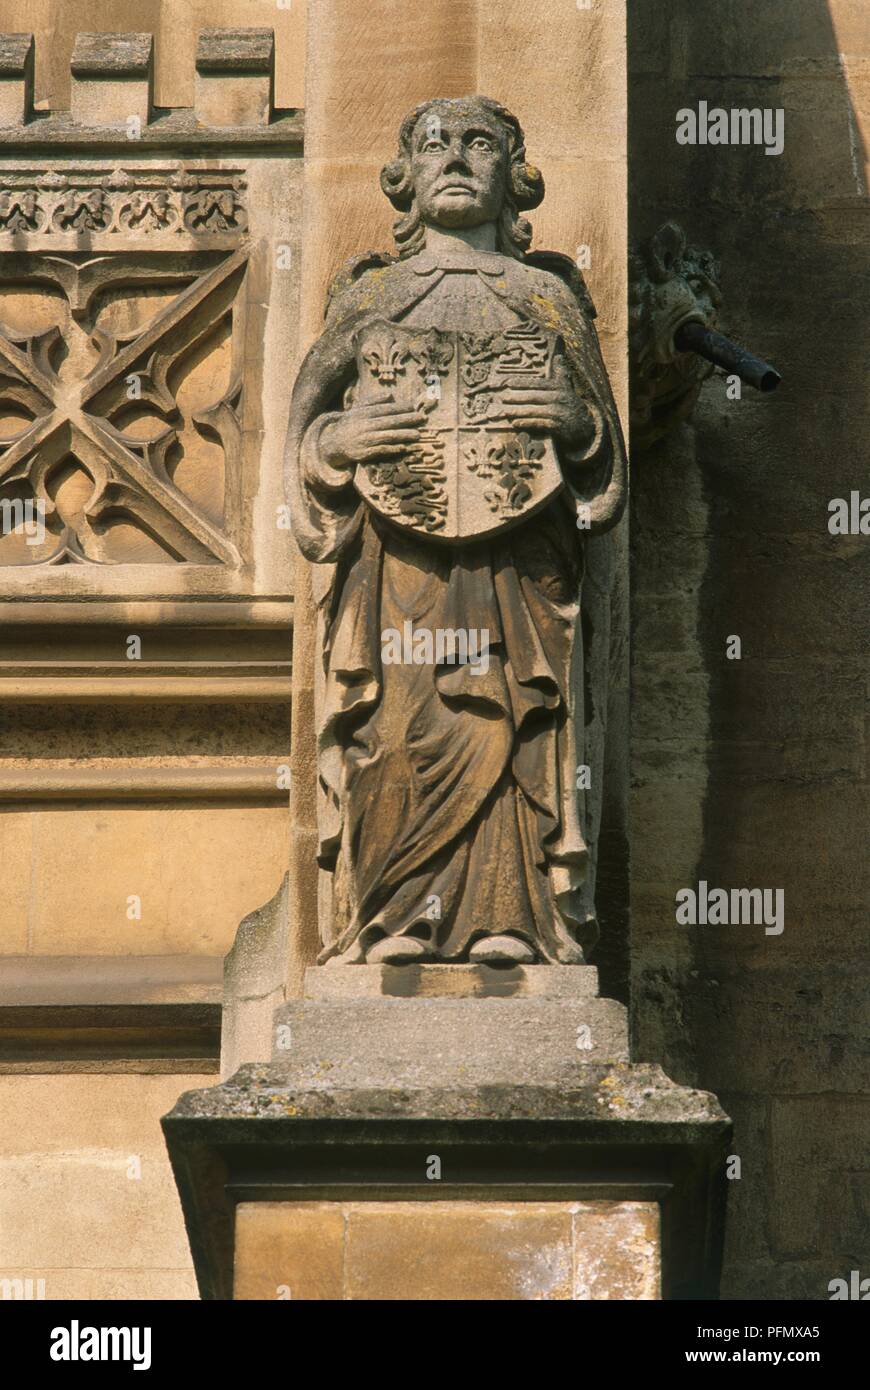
xmin=322 ymin=940 xmax=366 ymax=965
xmin=365 ymin=936 xmax=430 ymax=965
xmin=469 ymin=934 xmax=536 ymax=965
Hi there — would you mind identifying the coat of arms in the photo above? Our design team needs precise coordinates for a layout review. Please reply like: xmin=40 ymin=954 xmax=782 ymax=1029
xmin=351 ymin=317 xmax=565 ymax=543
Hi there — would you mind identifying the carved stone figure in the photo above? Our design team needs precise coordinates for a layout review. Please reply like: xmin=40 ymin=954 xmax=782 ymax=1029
xmin=629 ymin=221 xmax=722 ymax=447
xmin=286 ymin=97 xmax=626 ymax=966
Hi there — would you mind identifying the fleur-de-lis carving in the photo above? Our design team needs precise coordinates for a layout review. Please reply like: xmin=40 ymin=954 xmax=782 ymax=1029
xmin=409 ymin=328 xmax=454 ymax=379
xmin=358 ymin=321 xmax=412 ymax=387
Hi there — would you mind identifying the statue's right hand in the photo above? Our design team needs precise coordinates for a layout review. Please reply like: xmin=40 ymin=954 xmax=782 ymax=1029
xmin=320 ymin=403 xmax=426 ymax=472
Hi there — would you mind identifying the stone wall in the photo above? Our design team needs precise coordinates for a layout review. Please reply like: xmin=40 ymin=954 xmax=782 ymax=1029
xmin=629 ymin=0 xmax=869 ymax=1299
xmin=0 ymin=1074 xmax=200 ymax=1298
xmin=0 ymin=25 xmax=300 ymax=1298
xmin=1 ymin=0 xmax=865 ymax=1305
xmin=0 ymin=0 xmax=306 ymax=110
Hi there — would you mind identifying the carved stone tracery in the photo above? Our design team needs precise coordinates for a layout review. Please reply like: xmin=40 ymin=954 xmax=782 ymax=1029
xmin=0 ymin=158 xmax=252 ymax=568
xmin=0 ymin=245 xmax=247 ymax=565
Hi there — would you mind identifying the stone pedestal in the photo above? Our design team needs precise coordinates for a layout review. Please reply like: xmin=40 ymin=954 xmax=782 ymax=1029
xmin=163 ymin=966 xmax=730 ymax=1300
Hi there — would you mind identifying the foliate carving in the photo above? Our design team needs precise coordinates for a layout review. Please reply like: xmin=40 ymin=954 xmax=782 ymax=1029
xmin=0 ymin=189 xmax=43 ymax=232
xmin=0 ymin=168 xmax=248 ymax=238
xmin=0 ymin=250 xmax=247 ymax=566
xmin=629 ymin=220 xmax=723 ymax=448
xmin=119 ymin=189 xmax=178 ymax=232
xmin=54 ymin=188 xmax=111 ymax=233
xmin=181 ymin=182 xmax=246 ymax=233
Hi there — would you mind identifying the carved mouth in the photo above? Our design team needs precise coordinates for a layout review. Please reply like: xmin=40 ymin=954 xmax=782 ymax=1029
xmin=670 ymin=311 xmax=707 ymax=355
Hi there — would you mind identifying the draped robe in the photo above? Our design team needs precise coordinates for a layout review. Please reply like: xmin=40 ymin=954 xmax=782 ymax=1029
xmin=286 ymin=245 xmax=626 ymax=963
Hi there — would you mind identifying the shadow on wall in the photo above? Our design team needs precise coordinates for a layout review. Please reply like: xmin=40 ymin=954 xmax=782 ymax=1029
xmin=628 ymin=0 xmax=868 ymax=1299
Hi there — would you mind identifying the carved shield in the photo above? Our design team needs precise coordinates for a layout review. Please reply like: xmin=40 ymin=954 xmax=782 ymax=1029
xmin=351 ymin=317 xmax=565 ymax=544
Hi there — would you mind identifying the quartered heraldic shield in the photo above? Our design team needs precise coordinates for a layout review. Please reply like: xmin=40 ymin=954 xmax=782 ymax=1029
xmin=352 ymin=317 xmax=565 ymax=543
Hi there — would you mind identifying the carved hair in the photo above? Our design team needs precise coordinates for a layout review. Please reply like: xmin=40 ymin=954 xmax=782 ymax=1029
xmin=380 ymin=96 xmax=544 ymax=260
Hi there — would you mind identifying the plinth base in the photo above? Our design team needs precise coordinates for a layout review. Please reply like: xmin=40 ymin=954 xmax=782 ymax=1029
xmin=163 ymin=964 xmax=731 ymax=1299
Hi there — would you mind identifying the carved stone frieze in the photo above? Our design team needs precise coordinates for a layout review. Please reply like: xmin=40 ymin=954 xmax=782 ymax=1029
xmin=0 ymin=167 xmax=248 ymax=238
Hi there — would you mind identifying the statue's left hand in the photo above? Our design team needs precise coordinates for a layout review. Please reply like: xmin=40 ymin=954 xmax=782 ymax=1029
xmin=493 ymin=359 xmax=594 ymax=447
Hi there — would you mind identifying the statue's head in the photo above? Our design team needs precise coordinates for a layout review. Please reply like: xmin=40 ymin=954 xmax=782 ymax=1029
xmin=381 ymin=96 xmax=544 ymax=259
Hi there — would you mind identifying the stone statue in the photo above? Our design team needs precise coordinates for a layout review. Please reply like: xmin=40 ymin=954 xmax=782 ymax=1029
xmin=285 ymin=96 xmax=626 ymax=966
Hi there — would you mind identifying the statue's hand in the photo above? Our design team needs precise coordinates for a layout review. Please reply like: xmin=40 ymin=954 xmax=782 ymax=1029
xmin=320 ymin=402 xmax=426 ymax=472
xmin=493 ymin=360 xmax=594 ymax=447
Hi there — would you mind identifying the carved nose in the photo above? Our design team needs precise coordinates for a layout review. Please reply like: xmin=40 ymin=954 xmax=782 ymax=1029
xmin=443 ymin=152 xmax=471 ymax=174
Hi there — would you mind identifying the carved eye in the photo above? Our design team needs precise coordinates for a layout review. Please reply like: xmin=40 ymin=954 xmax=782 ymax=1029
xmin=421 ymin=140 xmax=446 ymax=153
xmin=468 ymin=137 xmax=493 ymax=152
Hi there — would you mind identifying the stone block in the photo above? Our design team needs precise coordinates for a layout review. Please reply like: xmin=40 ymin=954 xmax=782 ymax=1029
xmin=157 ymin=2 xmax=304 ymax=111
xmin=573 ymin=1200 xmax=661 ymax=1299
xmin=828 ymin=0 xmax=870 ymax=56
xmin=529 ymin=155 xmax=628 ymax=351
xmin=721 ymin=1258 xmax=848 ymax=1302
xmin=70 ymin=31 xmax=153 ymax=128
xmin=769 ymin=1096 xmax=870 ymax=1260
xmin=304 ymin=962 xmax=600 ymax=1000
xmin=0 ymin=1267 xmax=197 ymax=1300
xmin=26 ymin=805 xmax=289 ymax=957
xmin=0 ymin=33 xmax=34 ymax=126
xmin=233 ymin=1198 xmax=660 ymax=1301
xmin=195 ymin=27 xmax=274 ymax=127
xmin=1 ymin=811 xmax=33 ymax=953
xmin=0 ymin=1074 xmax=198 ymax=1274
xmin=682 ymin=0 xmax=857 ymax=77
xmin=717 ymin=1096 xmax=773 ymax=1264
xmin=343 ymin=1201 xmax=575 ymax=1300
xmin=627 ymin=2 xmax=672 ymax=77
xmin=479 ymin=0 xmax=626 ymax=159
xmin=269 ymin=993 xmax=629 ymax=1086
xmin=221 ymin=873 xmax=289 ymax=1079
xmin=303 ymin=0 xmax=478 ymax=163
xmin=233 ymin=1203 xmax=346 ymax=1300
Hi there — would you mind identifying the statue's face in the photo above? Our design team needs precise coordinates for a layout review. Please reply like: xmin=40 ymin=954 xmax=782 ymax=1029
xmin=409 ymin=106 xmax=509 ymax=229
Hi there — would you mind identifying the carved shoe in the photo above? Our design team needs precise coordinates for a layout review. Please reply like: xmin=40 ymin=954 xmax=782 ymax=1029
xmin=468 ymin=934 xmax=536 ymax=965
xmin=365 ymin=936 xmax=430 ymax=965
